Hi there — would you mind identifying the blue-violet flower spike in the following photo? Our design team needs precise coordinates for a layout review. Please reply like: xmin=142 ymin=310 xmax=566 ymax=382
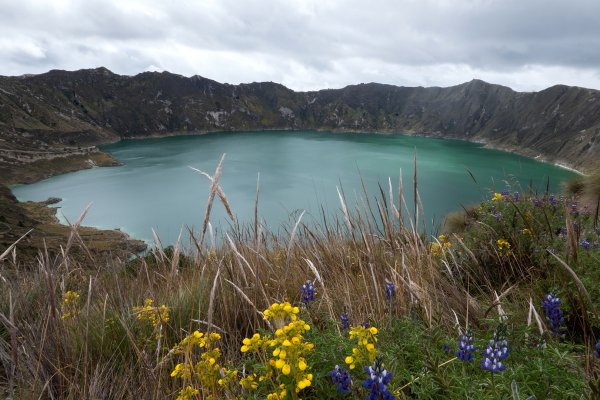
xmin=456 ymin=330 xmax=476 ymax=363
xmin=340 ymin=312 xmax=350 ymax=330
xmin=330 ymin=365 xmax=351 ymax=394
xmin=300 ymin=280 xmax=316 ymax=305
xmin=363 ymin=358 xmax=396 ymax=400
xmin=542 ymin=292 xmax=565 ymax=335
xmin=385 ymin=281 xmax=396 ymax=301
xmin=481 ymin=330 xmax=509 ymax=373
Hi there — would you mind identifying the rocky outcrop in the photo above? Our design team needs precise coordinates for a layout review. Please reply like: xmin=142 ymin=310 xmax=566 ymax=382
xmin=1 ymin=68 xmax=599 ymax=171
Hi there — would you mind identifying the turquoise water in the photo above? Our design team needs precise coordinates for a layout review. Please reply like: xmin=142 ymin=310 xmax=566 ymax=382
xmin=12 ymin=131 xmax=577 ymax=245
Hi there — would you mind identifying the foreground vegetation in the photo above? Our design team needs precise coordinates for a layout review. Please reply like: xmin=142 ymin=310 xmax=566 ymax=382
xmin=1 ymin=159 xmax=600 ymax=399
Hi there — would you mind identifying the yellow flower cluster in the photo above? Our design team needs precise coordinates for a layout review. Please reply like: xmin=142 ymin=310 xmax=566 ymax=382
xmin=133 ymin=298 xmax=170 ymax=336
xmin=241 ymin=302 xmax=314 ymax=398
xmin=265 ymin=383 xmax=288 ymax=400
xmin=492 ymin=192 xmax=504 ymax=201
xmin=218 ymin=368 xmax=238 ymax=387
xmin=175 ymin=385 xmax=199 ymax=400
xmin=345 ymin=325 xmax=378 ymax=370
xmin=263 ymin=301 xmax=300 ymax=329
xmin=429 ymin=234 xmax=452 ymax=257
xmin=239 ymin=373 xmax=258 ymax=390
xmin=522 ymin=228 xmax=533 ymax=236
xmin=497 ymin=238 xmax=511 ymax=255
xmin=60 ymin=290 xmax=80 ymax=320
xmin=171 ymin=331 xmax=233 ymax=399
xmin=241 ymin=333 xmax=269 ymax=353
xmin=269 ymin=320 xmax=314 ymax=392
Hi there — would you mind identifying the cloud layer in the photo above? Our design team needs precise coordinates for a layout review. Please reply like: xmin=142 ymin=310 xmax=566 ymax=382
xmin=2 ymin=0 xmax=600 ymax=91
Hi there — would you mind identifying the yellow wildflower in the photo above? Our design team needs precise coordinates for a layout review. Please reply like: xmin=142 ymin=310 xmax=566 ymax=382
xmin=345 ymin=325 xmax=378 ymax=369
xmin=170 ymin=331 xmax=224 ymax=398
xmin=497 ymin=238 xmax=511 ymax=255
xmin=242 ymin=304 xmax=313 ymax=398
xmin=430 ymin=235 xmax=452 ymax=257
xmin=60 ymin=290 xmax=80 ymax=320
xmin=176 ymin=386 xmax=199 ymax=400
xmin=239 ymin=373 xmax=258 ymax=390
xmin=218 ymin=367 xmax=238 ymax=387
xmin=263 ymin=301 xmax=300 ymax=329
xmin=132 ymin=298 xmax=170 ymax=339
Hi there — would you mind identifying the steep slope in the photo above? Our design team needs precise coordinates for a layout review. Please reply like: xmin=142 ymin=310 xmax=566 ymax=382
xmin=1 ymin=68 xmax=599 ymax=173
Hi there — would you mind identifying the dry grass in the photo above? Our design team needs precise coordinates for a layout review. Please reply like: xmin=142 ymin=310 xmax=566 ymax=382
xmin=0 ymin=157 xmax=586 ymax=398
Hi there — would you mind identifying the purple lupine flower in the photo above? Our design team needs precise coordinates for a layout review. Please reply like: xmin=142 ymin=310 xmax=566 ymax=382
xmin=300 ymin=280 xmax=316 ymax=305
xmin=442 ymin=343 xmax=452 ymax=354
xmin=548 ymin=194 xmax=557 ymax=207
xmin=581 ymin=240 xmax=591 ymax=251
xmin=340 ymin=312 xmax=350 ymax=330
xmin=385 ymin=281 xmax=396 ymax=301
xmin=456 ymin=330 xmax=476 ymax=363
xmin=532 ymin=198 xmax=543 ymax=208
xmin=330 ymin=365 xmax=351 ymax=394
xmin=363 ymin=358 xmax=396 ymax=400
xmin=501 ymin=190 xmax=510 ymax=196
xmin=494 ymin=212 xmax=503 ymax=221
xmin=513 ymin=192 xmax=520 ymax=201
xmin=481 ymin=331 xmax=509 ymax=373
xmin=594 ymin=341 xmax=600 ymax=358
xmin=542 ymin=292 xmax=565 ymax=335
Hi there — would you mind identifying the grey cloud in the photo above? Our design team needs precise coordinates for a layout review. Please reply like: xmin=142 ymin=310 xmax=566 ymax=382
xmin=1 ymin=0 xmax=600 ymax=90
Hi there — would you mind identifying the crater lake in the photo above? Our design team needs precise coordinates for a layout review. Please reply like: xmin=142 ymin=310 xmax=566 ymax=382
xmin=12 ymin=131 xmax=578 ymax=245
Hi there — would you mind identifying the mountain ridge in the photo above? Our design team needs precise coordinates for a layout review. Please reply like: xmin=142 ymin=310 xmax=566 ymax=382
xmin=1 ymin=67 xmax=599 ymax=177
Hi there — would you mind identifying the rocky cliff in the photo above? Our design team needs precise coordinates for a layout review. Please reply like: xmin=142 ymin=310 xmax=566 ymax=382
xmin=1 ymin=68 xmax=599 ymax=172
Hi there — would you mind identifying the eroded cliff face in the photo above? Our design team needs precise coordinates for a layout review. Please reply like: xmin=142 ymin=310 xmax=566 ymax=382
xmin=1 ymin=68 xmax=599 ymax=171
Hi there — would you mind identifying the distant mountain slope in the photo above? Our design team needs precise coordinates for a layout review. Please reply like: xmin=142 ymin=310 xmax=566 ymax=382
xmin=1 ymin=68 xmax=599 ymax=171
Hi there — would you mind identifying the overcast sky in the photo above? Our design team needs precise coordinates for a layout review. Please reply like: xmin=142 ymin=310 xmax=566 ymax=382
xmin=1 ymin=0 xmax=600 ymax=92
